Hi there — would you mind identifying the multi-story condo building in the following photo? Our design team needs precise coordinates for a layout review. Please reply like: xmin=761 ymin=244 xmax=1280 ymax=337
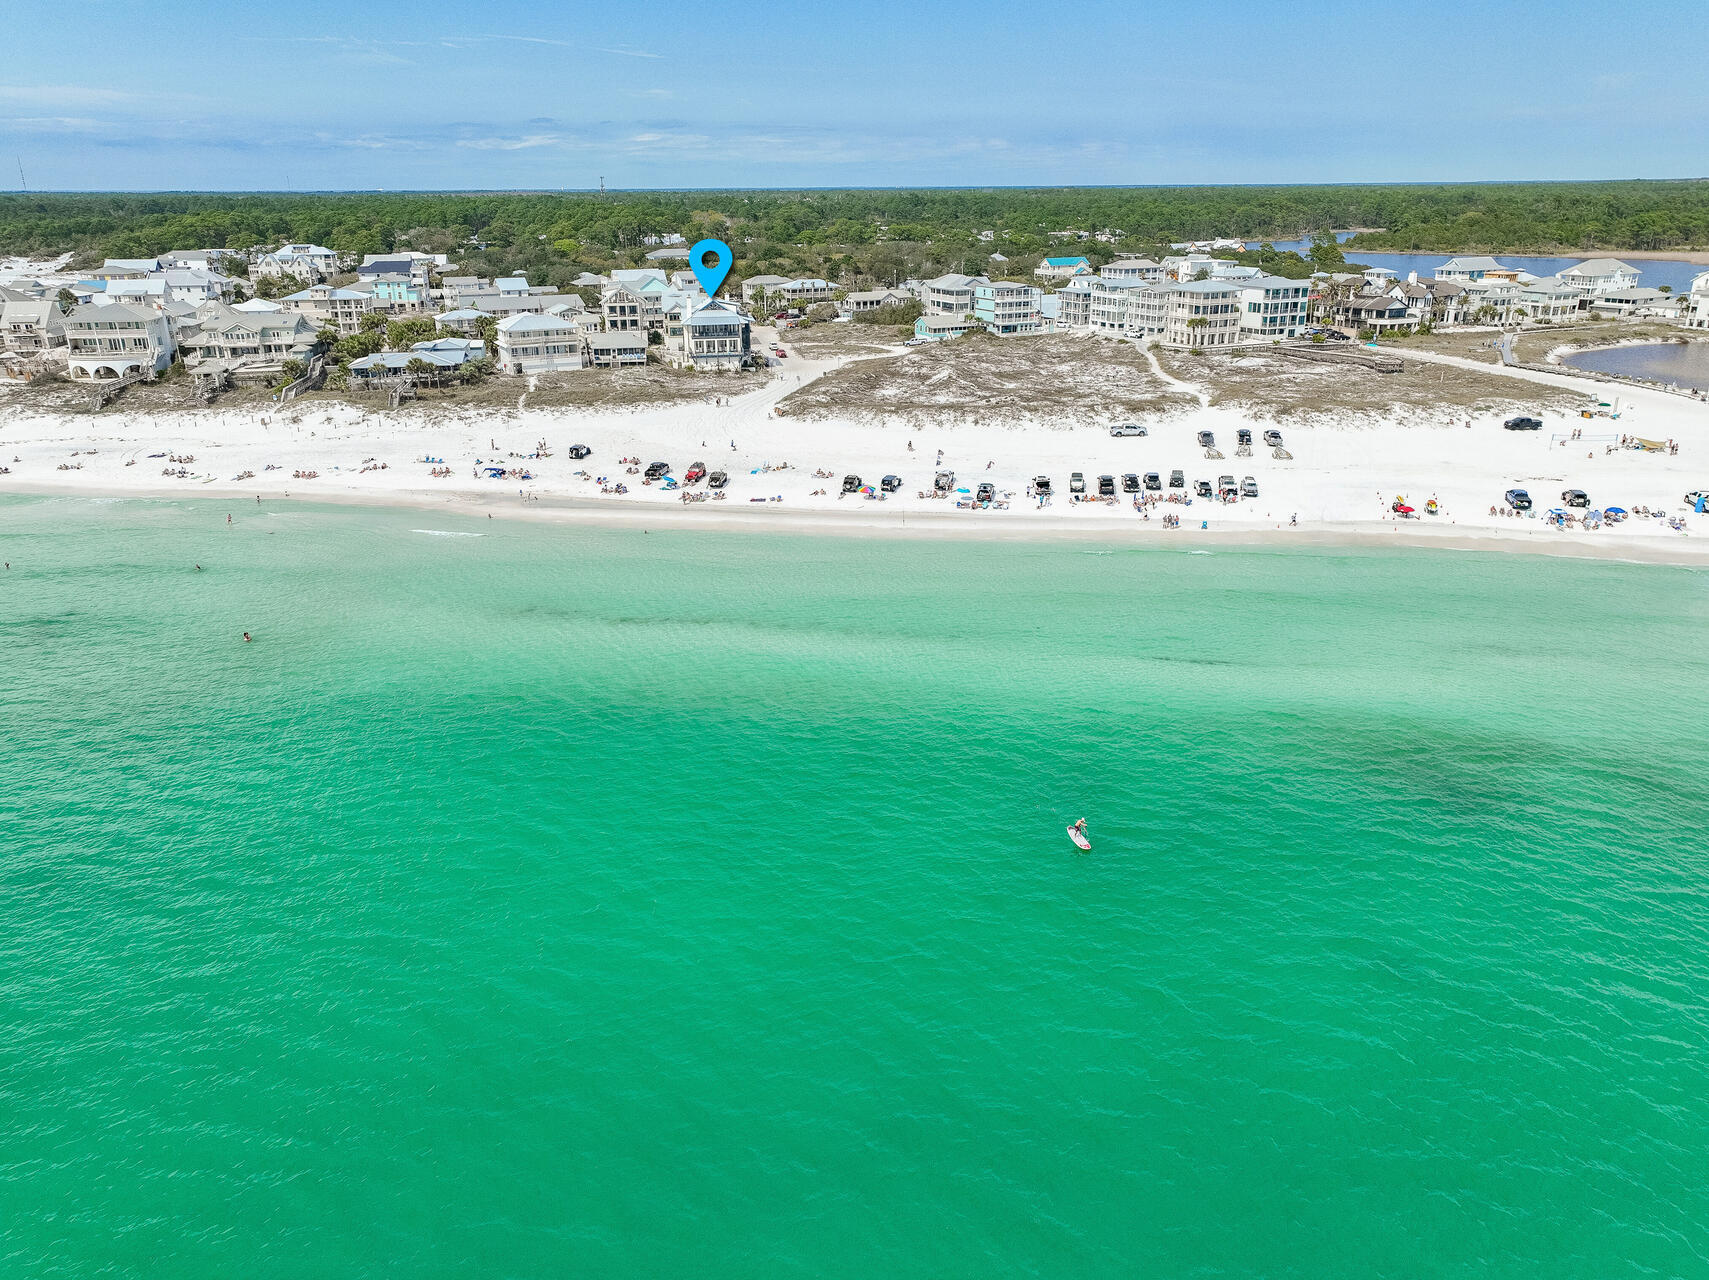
xmin=1234 ymin=275 xmax=1312 ymax=341
xmin=972 ymin=281 xmax=1042 ymax=335
xmin=1161 ymin=280 xmax=1241 ymax=347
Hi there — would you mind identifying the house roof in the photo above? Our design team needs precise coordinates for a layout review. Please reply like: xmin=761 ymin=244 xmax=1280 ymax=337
xmin=437 ymin=308 xmax=494 ymax=321
xmin=1563 ymin=257 xmax=1637 ymax=276
xmin=1043 ymin=256 xmax=1089 ymax=267
xmin=232 ymin=297 xmax=284 ymax=311
xmin=1439 ymin=256 xmax=1505 ymax=272
xmin=496 ymin=311 xmax=577 ymax=333
xmin=588 ymin=331 xmax=647 ymax=349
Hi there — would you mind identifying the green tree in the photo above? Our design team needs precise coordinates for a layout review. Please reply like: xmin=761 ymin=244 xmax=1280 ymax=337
xmin=386 ymin=317 xmax=437 ymax=350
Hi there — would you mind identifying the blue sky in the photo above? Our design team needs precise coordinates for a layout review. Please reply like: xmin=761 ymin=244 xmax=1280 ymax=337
xmin=3 ymin=0 xmax=1702 ymax=190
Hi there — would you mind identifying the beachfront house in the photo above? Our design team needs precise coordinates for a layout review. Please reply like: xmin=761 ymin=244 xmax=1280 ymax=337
xmin=586 ymin=331 xmax=649 ymax=367
xmin=1034 ymin=256 xmax=1091 ymax=281
xmin=280 ymin=284 xmax=374 ymax=335
xmin=1558 ymin=258 xmax=1640 ymax=297
xmin=348 ymin=338 xmax=486 ymax=384
xmin=63 ymin=302 xmax=175 ymax=379
xmin=1 ymin=298 xmax=67 ymax=353
xmin=494 ymin=312 xmax=586 ymax=375
xmin=922 ymin=273 xmax=985 ymax=319
xmin=670 ymin=298 xmax=751 ymax=371
xmin=972 ymin=281 xmax=1043 ymax=335
xmin=181 ymin=303 xmax=318 ymax=372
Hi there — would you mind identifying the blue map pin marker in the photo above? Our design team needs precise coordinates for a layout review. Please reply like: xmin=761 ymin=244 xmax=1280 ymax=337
xmin=690 ymin=238 xmax=733 ymax=298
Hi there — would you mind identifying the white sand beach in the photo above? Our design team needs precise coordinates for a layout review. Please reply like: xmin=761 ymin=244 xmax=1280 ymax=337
xmin=3 ymin=330 xmax=1705 ymax=560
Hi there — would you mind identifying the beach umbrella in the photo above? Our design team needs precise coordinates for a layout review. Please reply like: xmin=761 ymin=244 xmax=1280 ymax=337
xmin=1605 ymin=506 xmax=1627 ymax=515
xmin=860 ymin=486 xmax=875 ymax=495
xmin=957 ymin=487 xmax=971 ymax=494
xmin=1396 ymin=505 xmax=1414 ymax=514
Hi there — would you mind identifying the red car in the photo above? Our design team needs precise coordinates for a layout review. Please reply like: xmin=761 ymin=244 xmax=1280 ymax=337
xmin=684 ymin=461 xmax=707 ymax=484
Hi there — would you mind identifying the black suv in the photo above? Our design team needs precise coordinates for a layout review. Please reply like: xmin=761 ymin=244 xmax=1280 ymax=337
xmin=644 ymin=461 xmax=670 ymax=479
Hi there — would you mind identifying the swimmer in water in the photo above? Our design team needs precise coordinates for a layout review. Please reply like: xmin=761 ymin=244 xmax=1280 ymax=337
xmin=243 ymin=632 xmax=252 ymax=642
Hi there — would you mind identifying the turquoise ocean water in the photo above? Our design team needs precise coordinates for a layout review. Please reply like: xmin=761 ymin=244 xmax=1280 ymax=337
xmin=4 ymin=496 xmax=1708 ymax=1278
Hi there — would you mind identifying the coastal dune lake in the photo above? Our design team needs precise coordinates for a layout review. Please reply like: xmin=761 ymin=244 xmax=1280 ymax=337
xmin=4 ymin=497 xmax=1708 ymax=1278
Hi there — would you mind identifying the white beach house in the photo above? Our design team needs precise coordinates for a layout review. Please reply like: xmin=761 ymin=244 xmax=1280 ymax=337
xmin=63 ymin=302 xmax=175 ymax=379
xmin=1558 ymin=257 xmax=1640 ymax=297
xmin=494 ymin=312 xmax=586 ymax=375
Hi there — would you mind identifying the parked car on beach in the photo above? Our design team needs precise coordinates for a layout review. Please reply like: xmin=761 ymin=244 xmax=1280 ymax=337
xmin=1262 ymin=430 xmax=1283 ymax=447
xmin=1562 ymin=488 xmax=1590 ymax=507
xmin=1241 ymin=476 xmax=1259 ymax=497
xmin=1070 ymin=472 xmax=1086 ymax=494
xmin=1505 ymin=488 xmax=1533 ymax=510
xmin=1121 ymin=473 xmax=1140 ymax=493
xmin=567 ymin=444 xmax=591 ymax=459
xmin=935 ymin=470 xmax=956 ymax=492
xmin=1218 ymin=474 xmax=1238 ymax=497
xmin=1098 ymin=474 xmax=1116 ymax=496
xmin=1197 ymin=431 xmax=1215 ymax=447
xmin=881 ymin=474 xmax=901 ymax=493
xmin=1110 ymin=423 xmax=1148 ymax=437
xmin=1504 ymin=416 xmax=1543 ymax=431
xmin=1033 ymin=475 xmax=1053 ymax=495
xmin=1237 ymin=429 xmax=1252 ymax=447
xmin=644 ymin=461 xmax=670 ymax=480
xmin=1194 ymin=479 xmax=1212 ymax=497
xmin=1144 ymin=472 xmax=1162 ymax=491
xmin=1170 ymin=469 xmax=1184 ymax=488
xmin=707 ymin=470 xmax=728 ymax=489
xmin=842 ymin=474 xmax=861 ymax=493
xmin=976 ymin=482 xmax=996 ymax=502
xmin=684 ymin=461 xmax=707 ymax=484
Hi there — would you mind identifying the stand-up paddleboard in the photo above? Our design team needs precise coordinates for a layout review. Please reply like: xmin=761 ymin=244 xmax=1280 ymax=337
xmin=1067 ymin=825 xmax=1091 ymax=851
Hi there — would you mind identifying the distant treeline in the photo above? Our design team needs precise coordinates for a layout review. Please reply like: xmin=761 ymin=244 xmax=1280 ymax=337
xmin=2 ymin=181 xmax=1705 ymax=287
